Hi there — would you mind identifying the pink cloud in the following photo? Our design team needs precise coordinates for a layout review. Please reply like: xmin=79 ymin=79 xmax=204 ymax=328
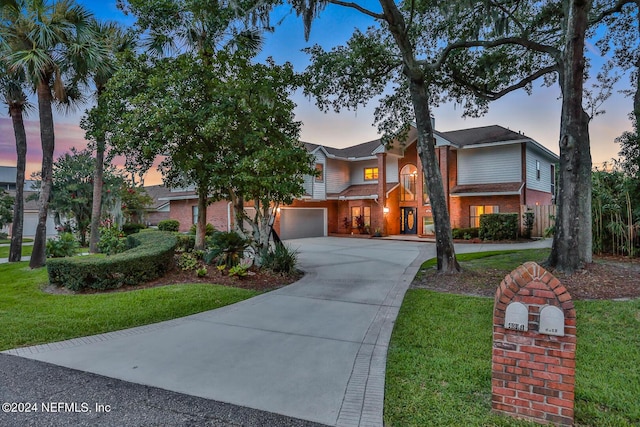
xmin=0 ymin=118 xmax=164 ymax=185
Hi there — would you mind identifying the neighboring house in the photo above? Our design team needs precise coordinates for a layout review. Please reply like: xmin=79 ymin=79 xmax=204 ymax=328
xmin=0 ymin=165 xmax=57 ymax=237
xmin=140 ymin=185 xmax=172 ymax=226
xmin=162 ymin=124 xmax=559 ymax=239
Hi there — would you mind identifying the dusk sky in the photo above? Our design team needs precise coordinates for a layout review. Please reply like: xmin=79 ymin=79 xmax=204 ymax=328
xmin=0 ymin=1 xmax=633 ymax=185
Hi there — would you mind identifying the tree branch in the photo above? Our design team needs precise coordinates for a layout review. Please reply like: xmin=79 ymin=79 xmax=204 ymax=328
xmin=450 ymin=64 xmax=558 ymax=101
xmin=590 ymin=0 xmax=636 ymax=24
xmin=488 ymin=0 xmax=526 ymax=33
xmin=327 ymin=0 xmax=384 ymax=19
xmin=428 ymin=36 xmax=561 ymax=71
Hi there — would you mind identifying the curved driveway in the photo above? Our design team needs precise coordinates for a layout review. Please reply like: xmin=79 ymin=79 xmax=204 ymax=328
xmin=5 ymin=237 xmax=432 ymax=426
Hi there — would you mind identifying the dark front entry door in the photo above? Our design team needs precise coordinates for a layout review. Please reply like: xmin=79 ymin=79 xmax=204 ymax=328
xmin=400 ymin=207 xmax=417 ymax=234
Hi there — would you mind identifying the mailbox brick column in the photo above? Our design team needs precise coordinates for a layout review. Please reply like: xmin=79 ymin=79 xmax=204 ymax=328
xmin=492 ymin=262 xmax=576 ymax=426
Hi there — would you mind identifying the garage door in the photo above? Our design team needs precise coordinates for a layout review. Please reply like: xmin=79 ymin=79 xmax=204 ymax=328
xmin=279 ymin=208 xmax=326 ymax=240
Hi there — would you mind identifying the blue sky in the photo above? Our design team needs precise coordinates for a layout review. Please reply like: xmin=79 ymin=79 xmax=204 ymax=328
xmin=0 ymin=0 xmax=632 ymax=184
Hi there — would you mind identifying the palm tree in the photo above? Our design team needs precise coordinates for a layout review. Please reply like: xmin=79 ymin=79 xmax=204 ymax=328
xmin=85 ymin=21 xmax=135 ymax=254
xmin=0 ymin=0 xmax=105 ymax=268
xmin=0 ymin=61 xmax=30 ymax=262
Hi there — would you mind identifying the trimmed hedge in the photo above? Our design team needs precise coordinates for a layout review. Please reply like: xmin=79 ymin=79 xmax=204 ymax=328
xmin=479 ymin=213 xmax=519 ymax=240
xmin=158 ymin=219 xmax=180 ymax=232
xmin=47 ymin=231 xmax=177 ymax=291
xmin=452 ymin=227 xmax=480 ymax=239
xmin=122 ymin=222 xmax=147 ymax=235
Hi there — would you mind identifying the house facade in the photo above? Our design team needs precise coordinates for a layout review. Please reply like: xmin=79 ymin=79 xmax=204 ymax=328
xmin=163 ymin=124 xmax=559 ymax=239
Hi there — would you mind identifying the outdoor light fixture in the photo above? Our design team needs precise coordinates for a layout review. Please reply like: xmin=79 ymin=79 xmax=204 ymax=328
xmin=383 ymin=207 xmax=390 ymax=214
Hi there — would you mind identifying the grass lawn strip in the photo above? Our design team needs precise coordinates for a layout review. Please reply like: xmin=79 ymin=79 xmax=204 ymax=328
xmin=0 ymin=262 xmax=259 ymax=351
xmin=385 ymin=250 xmax=640 ymax=427
xmin=0 ymin=244 xmax=33 ymax=258
xmin=0 ymin=238 xmax=33 ymax=244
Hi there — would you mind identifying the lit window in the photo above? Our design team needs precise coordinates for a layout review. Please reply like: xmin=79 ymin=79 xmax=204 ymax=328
xmin=351 ymin=206 xmax=361 ymax=228
xmin=315 ymin=163 xmax=324 ymax=182
xmin=400 ymin=164 xmax=418 ymax=201
xmin=364 ymin=167 xmax=378 ymax=181
xmin=363 ymin=206 xmax=371 ymax=227
xmin=470 ymin=205 xmax=499 ymax=228
xmin=536 ymin=160 xmax=541 ymax=180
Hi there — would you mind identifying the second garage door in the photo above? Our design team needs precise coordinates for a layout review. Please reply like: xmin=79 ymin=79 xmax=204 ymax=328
xmin=279 ymin=208 xmax=326 ymax=240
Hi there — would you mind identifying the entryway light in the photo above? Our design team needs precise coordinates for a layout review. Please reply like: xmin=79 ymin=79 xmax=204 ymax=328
xmin=383 ymin=207 xmax=390 ymax=214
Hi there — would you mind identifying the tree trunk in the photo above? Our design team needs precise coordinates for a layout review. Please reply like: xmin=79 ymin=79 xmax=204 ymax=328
xmin=8 ymin=103 xmax=26 ymax=262
xmin=194 ymin=189 xmax=208 ymax=250
xmin=548 ymin=0 xmax=593 ymax=273
xmin=89 ymin=137 xmax=105 ymax=253
xmin=30 ymin=81 xmax=56 ymax=269
xmin=409 ymin=78 xmax=460 ymax=272
xmin=379 ymin=0 xmax=460 ymax=272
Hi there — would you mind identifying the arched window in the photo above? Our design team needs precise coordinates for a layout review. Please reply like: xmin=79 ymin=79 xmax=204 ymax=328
xmin=400 ymin=164 xmax=418 ymax=201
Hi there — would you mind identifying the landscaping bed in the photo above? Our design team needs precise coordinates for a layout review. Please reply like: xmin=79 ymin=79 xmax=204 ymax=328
xmin=412 ymin=249 xmax=640 ymax=300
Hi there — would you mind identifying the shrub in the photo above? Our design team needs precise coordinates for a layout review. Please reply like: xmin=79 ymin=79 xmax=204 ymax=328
xmin=479 ymin=213 xmax=519 ymax=240
xmin=261 ymin=243 xmax=298 ymax=274
xmin=522 ymin=210 xmax=535 ymax=239
xmin=175 ymin=234 xmax=196 ymax=252
xmin=47 ymin=231 xmax=177 ymax=291
xmin=122 ymin=222 xmax=147 ymax=235
xmin=452 ymin=227 xmax=480 ymax=240
xmin=0 ymin=232 xmax=8 ymax=240
xmin=196 ymin=267 xmax=208 ymax=277
xmin=46 ymin=233 xmax=78 ymax=258
xmin=158 ymin=219 xmax=180 ymax=232
xmin=177 ymin=252 xmax=199 ymax=271
xmin=228 ymin=264 xmax=248 ymax=278
xmin=98 ymin=227 xmax=127 ymax=256
xmin=204 ymin=231 xmax=249 ymax=268
xmin=189 ymin=223 xmax=216 ymax=236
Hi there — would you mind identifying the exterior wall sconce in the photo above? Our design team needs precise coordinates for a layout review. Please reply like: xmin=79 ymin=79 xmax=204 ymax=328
xmin=383 ymin=207 xmax=390 ymax=214
xmin=276 ymin=207 xmax=281 ymax=213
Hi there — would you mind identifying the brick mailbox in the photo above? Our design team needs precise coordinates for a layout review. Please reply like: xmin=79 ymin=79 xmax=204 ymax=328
xmin=492 ymin=262 xmax=576 ymax=426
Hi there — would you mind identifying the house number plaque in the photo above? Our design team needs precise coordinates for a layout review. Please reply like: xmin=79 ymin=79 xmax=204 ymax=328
xmin=504 ymin=302 xmax=528 ymax=331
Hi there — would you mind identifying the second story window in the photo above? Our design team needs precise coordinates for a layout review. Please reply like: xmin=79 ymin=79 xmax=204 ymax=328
xmin=400 ymin=164 xmax=418 ymax=201
xmin=536 ymin=160 xmax=541 ymax=180
xmin=550 ymin=164 xmax=556 ymax=197
xmin=364 ymin=167 xmax=378 ymax=181
xmin=315 ymin=163 xmax=324 ymax=183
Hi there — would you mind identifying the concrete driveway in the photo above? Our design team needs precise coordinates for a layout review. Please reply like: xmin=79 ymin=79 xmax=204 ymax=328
xmin=4 ymin=237 xmax=433 ymax=426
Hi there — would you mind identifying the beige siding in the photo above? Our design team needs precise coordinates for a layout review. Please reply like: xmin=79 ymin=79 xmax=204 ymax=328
xmin=457 ymin=144 xmax=521 ymax=185
xmin=326 ymin=158 xmax=350 ymax=194
xmin=386 ymin=156 xmax=399 ymax=183
xmin=349 ymin=159 xmax=378 ymax=185
xmin=526 ymin=147 xmax=553 ymax=194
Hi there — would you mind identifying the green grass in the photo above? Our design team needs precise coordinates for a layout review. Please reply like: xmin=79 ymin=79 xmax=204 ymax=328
xmin=386 ymin=250 xmax=640 ymax=426
xmin=0 ymin=244 xmax=33 ymax=258
xmin=419 ymin=248 xmax=551 ymax=270
xmin=0 ymin=238 xmax=33 ymax=244
xmin=0 ymin=262 xmax=260 ymax=351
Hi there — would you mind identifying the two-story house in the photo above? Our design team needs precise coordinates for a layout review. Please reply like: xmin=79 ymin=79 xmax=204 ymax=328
xmin=163 ymin=124 xmax=558 ymax=239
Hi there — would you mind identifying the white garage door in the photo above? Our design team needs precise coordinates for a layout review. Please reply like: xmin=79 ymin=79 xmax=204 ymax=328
xmin=279 ymin=208 xmax=326 ymax=240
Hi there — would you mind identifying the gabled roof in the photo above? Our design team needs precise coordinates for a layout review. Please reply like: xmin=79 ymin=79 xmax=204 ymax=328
xmin=439 ymin=125 xmax=527 ymax=147
xmin=143 ymin=185 xmax=175 ymax=210
xmin=306 ymin=139 xmax=384 ymax=160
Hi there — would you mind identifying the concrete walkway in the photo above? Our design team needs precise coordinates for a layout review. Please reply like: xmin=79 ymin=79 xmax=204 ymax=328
xmin=2 ymin=237 xmax=551 ymax=426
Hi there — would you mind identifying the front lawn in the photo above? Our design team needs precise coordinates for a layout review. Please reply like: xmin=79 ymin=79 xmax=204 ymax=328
xmin=385 ymin=251 xmax=640 ymax=426
xmin=0 ymin=244 xmax=33 ymax=258
xmin=0 ymin=238 xmax=33 ymax=244
xmin=0 ymin=262 xmax=260 ymax=351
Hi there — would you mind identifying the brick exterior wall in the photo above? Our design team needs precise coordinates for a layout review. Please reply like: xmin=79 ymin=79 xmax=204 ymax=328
xmin=450 ymin=195 xmax=521 ymax=229
xmin=492 ymin=262 xmax=576 ymax=426
xmin=525 ymin=188 xmax=554 ymax=206
xmin=169 ymin=199 xmax=230 ymax=232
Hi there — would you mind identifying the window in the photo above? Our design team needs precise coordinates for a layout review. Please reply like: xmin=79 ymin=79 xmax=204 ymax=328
xmin=363 ymin=206 xmax=371 ymax=227
xmin=470 ymin=205 xmax=499 ymax=228
xmin=423 ymin=176 xmax=430 ymax=205
xmin=351 ymin=206 xmax=361 ymax=228
xmin=550 ymin=164 xmax=556 ymax=198
xmin=400 ymin=164 xmax=418 ymax=201
xmin=536 ymin=160 xmax=541 ymax=180
xmin=315 ymin=163 xmax=324 ymax=182
xmin=192 ymin=205 xmax=198 ymax=225
xmin=364 ymin=167 xmax=378 ymax=181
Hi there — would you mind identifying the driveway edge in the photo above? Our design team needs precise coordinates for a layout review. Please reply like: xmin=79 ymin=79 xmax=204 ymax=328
xmin=335 ymin=244 xmax=432 ymax=427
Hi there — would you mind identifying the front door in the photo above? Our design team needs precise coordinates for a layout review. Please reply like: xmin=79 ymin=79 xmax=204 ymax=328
xmin=400 ymin=207 xmax=417 ymax=234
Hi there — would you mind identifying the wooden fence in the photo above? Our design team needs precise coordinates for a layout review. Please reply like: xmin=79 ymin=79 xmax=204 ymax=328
xmin=521 ymin=205 xmax=556 ymax=238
